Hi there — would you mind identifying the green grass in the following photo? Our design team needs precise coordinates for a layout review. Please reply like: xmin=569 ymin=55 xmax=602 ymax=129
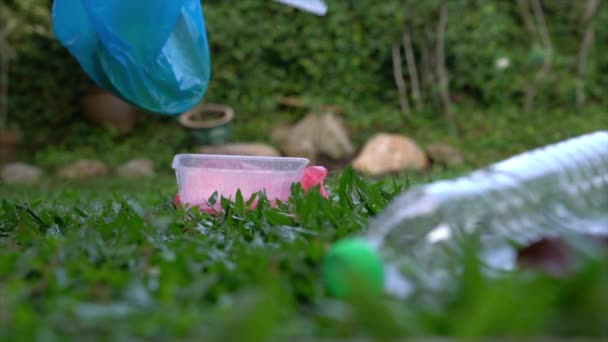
xmin=2 ymin=165 xmax=608 ymax=340
xmin=3 ymin=103 xmax=608 ymax=339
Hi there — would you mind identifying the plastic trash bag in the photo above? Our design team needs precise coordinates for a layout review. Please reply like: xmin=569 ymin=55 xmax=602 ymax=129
xmin=52 ymin=0 xmax=211 ymax=115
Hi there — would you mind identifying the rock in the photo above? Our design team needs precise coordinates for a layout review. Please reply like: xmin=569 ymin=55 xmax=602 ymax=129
xmin=82 ymin=87 xmax=139 ymax=134
xmin=426 ymin=143 xmax=464 ymax=166
xmin=58 ymin=159 xmax=109 ymax=179
xmin=117 ymin=158 xmax=155 ymax=178
xmin=273 ymin=112 xmax=355 ymax=163
xmin=270 ymin=123 xmax=292 ymax=145
xmin=276 ymin=113 xmax=319 ymax=162
xmin=277 ymin=96 xmax=308 ymax=108
xmin=1 ymin=162 xmax=42 ymax=184
xmin=318 ymin=113 xmax=355 ymax=160
xmin=197 ymin=143 xmax=281 ymax=157
xmin=352 ymin=133 xmax=429 ymax=175
xmin=0 ymin=130 xmax=22 ymax=165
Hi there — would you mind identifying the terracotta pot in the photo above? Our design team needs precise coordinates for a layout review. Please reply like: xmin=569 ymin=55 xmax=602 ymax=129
xmin=0 ymin=129 xmax=22 ymax=165
xmin=178 ymin=103 xmax=234 ymax=145
xmin=82 ymin=87 xmax=139 ymax=134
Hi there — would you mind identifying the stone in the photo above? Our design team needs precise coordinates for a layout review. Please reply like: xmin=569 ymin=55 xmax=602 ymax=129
xmin=426 ymin=143 xmax=464 ymax=166
xmin=1 ymin=162 xmax=42 ymax=184
xmin=0 ymin=130 xmax=22 ymax=165
xmin=197 ymin=143 xmax=281 ymax=157
xmin=286 ymin=112 xmax=321 ymax=158
xmin=57 ymin=159 xmax=109 ymax=179
xmin=276 ymin=139 xmax=317 ymax=162
xmin=273 ymin=112 xmax=355 ymax=163
xmin=270 ymin=123 xmax=292 ymax=145
xmin=352 ymin=133 xmax=429 ymax=175
xmin=82 ymin=87 xmax=139 ymax=134
xmin=117 ymin=158 xmax=155 ymax=178
xmin=317 ymin=113 xmax=355 ymax=160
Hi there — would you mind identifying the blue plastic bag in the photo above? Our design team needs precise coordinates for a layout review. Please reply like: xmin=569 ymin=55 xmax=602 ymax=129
xmin=52 ymin=0 xmax=211 ymax=115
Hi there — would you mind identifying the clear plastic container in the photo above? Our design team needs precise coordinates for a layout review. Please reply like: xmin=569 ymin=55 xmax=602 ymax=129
xmin=172 ymin=154 xmax=309 ymax=210
xmin=322 ymin=131 xmax=608 ymax=299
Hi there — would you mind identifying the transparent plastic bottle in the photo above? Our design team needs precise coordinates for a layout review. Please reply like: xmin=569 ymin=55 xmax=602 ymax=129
xmin=323 ymin=131 xmax=608 ymax=299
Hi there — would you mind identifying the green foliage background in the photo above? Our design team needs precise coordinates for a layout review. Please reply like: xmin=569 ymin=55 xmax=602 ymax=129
xmin=4 ymin=0 xmax=608 ymax=163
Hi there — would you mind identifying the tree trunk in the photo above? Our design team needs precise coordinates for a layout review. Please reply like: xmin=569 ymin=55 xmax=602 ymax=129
xmin=420 ymin=27 xmax=435 ymax=107
xmin=0 ymin=31 xmax=9 ymax=131
xmin=392 ymin=44 xmax=411 ymax=117
xmin=519 ymin=0 xmax=553 ymax=112
xmin=403 ymin=29 xmax=422 ymax=111
xmin=436 ymin=1 xmax=456 ymax=132
xmin=576 ymin=0 xmax=600 ymax=107
xmin=516 ymin=0 xmax=537 ymax=37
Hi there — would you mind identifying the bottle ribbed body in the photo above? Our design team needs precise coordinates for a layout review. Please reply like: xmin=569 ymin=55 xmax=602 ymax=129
xmin=366 ymin=131 xmax=608 ymax=296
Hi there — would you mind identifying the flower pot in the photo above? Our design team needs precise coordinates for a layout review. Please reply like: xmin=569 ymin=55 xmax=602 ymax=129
xmin=0 ymin=129 xmax=22 ymax=165
xmin=82 ymin=87 xmax=139 ymax=134
xmin=178 ymin=103 xmax=234 ymax=145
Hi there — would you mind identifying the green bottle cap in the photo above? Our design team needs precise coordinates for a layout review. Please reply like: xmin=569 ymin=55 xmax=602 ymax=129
xmin=322 ymin=237 xmax=385 ymax=298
